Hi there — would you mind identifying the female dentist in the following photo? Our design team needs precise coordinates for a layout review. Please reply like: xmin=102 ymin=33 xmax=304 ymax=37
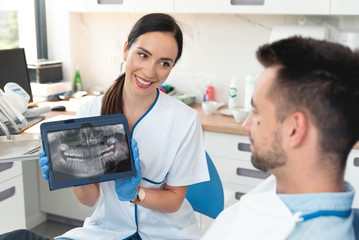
xmin=39 ymin=13 xmax=209 ymax=240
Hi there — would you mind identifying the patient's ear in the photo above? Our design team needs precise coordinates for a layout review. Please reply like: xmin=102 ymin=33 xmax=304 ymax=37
xmin=287 ymin=112 xmax=307 ymax=148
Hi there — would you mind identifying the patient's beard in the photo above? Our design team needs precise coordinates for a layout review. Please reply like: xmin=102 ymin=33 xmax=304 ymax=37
xmin=251 ymin=129 xmax=286 ymax=172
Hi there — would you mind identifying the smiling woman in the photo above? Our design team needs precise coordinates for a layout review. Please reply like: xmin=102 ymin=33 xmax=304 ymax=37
xmin=36 ymin=13 xmax=209 ymax=240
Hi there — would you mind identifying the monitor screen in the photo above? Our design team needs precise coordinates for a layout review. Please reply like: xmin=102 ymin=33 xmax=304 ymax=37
xmin=0 ymin=48 xmax=33 ymax=102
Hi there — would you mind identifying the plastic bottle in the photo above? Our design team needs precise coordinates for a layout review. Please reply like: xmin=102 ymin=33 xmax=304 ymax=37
xmin=228 ymin=76 xmax=241 ymax=109
xmin=73 ymin=66 xmax=83 ymax=93
xmin=204 ymin=81 xmax=215 ymax=102
xmin=244 ymin=75 xmax=256 ymax=111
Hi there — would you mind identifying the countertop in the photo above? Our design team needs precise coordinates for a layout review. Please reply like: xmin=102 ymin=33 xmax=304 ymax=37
xmin=0 ymin=97 xmax=91 ymax=163
xmin=2 ymin=98 xmax=356 ymax=162
xmin=191 ymin=103 xmax=359 ymax=150
xmin=192 ymin=103 xmax=248 ymax=136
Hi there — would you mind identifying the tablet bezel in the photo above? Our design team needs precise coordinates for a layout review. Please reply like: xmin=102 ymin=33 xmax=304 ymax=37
xmin=40 ymin=113 xmax=136 ymax=190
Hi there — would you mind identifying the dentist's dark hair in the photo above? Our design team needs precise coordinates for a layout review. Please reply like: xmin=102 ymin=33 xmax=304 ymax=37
xmin=101 ymin=13 xmax=183 ymax=116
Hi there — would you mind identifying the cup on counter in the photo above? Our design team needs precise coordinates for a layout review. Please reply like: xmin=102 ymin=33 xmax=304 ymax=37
xmin=232 ymin=108 xmax=249 ymax=123
xmin=202 ymin=101 xmax=218 ymax=115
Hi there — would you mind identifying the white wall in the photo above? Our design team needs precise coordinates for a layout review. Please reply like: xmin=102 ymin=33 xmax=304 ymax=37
xmin=45 ymin=9 xmax=357 ymax=106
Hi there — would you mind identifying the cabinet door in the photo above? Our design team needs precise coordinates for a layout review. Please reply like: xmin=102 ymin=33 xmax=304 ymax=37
xmin=175 ymin=0 xmax=330 ymax=14
xmin=0 ymin=175 xmax=26 ymax=233
xmin=38 ymin=173 xmax=96 ymax=221
xmin=330 ymin=0 xmax=359 ymax=15
xmin=204 ymin=131 xmax=252 ymax=162
xmin=0 ymin=162 xmax=22 ymax=183
xmin=70 ymin=0 xmax=174 ymax=13
xmin=212 ymin=156 xmax=269 ymax=186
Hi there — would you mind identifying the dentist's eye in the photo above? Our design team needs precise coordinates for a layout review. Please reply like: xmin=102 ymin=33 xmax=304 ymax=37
xmin=138 ymin=53 xmax=147 ymax=58
xmin=160 ymin=62 xmax=170 ymax=68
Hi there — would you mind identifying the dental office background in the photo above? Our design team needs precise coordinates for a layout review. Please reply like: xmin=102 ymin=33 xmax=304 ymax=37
xmin=3 ymin=1 xmax=359 ymax=108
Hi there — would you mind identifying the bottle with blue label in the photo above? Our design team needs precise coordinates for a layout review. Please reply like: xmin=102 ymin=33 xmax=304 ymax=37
xmin=203 ymin=81 xmax=215 ymax=102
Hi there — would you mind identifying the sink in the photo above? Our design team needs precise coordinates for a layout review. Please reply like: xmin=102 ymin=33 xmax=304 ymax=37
xmin=0 ymin=133 xmax=42 ymax=163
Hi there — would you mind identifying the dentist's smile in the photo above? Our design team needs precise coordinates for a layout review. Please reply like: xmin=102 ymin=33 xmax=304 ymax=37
xmin=135 ymin=75 xmax=153 ymax=88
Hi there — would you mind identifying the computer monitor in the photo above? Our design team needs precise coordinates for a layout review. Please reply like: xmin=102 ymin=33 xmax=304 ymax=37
xmin=0 ymin=48 xmax=33 ymax=102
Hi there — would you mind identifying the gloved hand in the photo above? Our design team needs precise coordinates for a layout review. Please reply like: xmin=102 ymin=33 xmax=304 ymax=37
xmin=115 ymin=139 xmax=142 ymax=201
xmin=38 ymin=150 xmax=50 ymax=180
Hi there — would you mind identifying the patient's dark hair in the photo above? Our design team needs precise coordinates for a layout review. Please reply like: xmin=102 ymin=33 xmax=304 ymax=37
xmin=101 ymin=13 xmax=183 ymax=116
xmin=257 ymin=36 xmax=359 ymax=168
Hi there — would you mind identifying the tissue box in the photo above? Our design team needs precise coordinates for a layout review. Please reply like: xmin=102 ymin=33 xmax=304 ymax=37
xmin=31 ymin=82 xmax=72 ymax=101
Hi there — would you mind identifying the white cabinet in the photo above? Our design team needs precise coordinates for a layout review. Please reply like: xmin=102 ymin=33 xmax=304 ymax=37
xmin=69 ymin=0 xmax=174 ymax=13
xmin=201 ymin=131 xmax=270 ymax=232
xmin=0 ymin=160 xmax=46 ymax=233
xmin=38 ymin=173 xmax=96 ymax=221
xmin=204 ymin=131 xmax=270 ymax=206
xmin=330 ymin=0 xmax=359 ymax=15
xmin=0 ymin=162 xmax=26 ymax=233
xmin=175 ymin=0 xmax=330 ymax=15
xmin=344 ymin=149 xmax=359 ymax=208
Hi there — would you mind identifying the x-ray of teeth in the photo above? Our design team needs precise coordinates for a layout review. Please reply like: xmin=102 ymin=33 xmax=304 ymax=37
xmin=47 ymin=124 xmax=132 ymax=181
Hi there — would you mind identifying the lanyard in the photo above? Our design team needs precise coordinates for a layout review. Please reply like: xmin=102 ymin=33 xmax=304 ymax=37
xmin=299 ymin=209 xmax=352 ymax=222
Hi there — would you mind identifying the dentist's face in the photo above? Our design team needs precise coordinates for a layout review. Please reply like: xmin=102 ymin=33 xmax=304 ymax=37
xmin=241 ymin=67 xmax=287 ymax=172
xmin=123 ymin=31 xmax=178 ymax=98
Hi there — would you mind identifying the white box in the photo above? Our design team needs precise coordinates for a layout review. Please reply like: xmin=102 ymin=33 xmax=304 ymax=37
xmin=31 ymin=81 xmax=72 ymax=101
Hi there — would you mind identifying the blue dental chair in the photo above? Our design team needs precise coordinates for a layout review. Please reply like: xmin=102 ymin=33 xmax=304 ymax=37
xmin=186 ymin=152 xmax=224 ymax=219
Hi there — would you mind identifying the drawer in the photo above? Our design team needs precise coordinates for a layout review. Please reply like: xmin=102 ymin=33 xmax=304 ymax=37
xmin=223 ymin=182 xmax=255 ymax=208
xmin=39 ymin=173 xmax=96 ymax=221
xmin=344 ymin=149 xmax=359 ymax=208
xmin=0 ymin=161 xmax=22 ymax=183
xmin=204 ymin=131 xmax=251 ymax=161
xmin=0 ymin=175 xmax=26 ymax=233
xmin=212 ymin=156 xmax=270 ymax=186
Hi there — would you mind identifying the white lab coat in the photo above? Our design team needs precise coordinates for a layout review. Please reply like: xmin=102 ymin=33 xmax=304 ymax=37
xmin=202 ymin=176 xmax=298 ymax=240
xmin=56 ymin=91 xmax=209 ymax=240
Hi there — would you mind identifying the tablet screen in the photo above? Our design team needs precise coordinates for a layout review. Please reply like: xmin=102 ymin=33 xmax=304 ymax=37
xmin=40 ymin=113 xmax=136 ymax=190
xmin=47 ymin=123 xmax=132 ymax=182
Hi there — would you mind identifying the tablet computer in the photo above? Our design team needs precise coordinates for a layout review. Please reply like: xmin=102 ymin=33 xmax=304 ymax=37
xmin=40 ymin=113 xmax=136 ymax=190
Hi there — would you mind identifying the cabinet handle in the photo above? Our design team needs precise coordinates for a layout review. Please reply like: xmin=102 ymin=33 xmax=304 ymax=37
xmin=354 ymin=158 xmax=359 ymax=167
xmin=0 ymin=186 xmax=15 ymax=203
xmin=0 ymin=162 xmax=13 ymax=173
xmin=238 ymin=143 xmax=251 ymax=152
xmin=235 ymin=192 xmax=245 ymax=200
xmin=97 ymin=0 xmax=123 ymax=4
xmin=237 ymin=167 xmax=271 ymax=179
xmin=231 ymin=0 xmax=265 ymax=6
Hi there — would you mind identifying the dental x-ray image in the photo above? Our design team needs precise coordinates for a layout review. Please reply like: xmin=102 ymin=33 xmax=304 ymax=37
xmin=47 ymin=124 xmax=132 ymax=182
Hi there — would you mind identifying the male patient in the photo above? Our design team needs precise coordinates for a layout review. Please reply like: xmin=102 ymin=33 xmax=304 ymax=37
xmin=203 ymin=36 xmax=359 ymax=239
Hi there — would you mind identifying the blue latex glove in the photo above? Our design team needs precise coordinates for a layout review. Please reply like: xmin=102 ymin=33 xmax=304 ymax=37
xmin=38 ymin=150 xmax=49 ymax=180
xmin=115 ymin=139 xmax=142 ymax=201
